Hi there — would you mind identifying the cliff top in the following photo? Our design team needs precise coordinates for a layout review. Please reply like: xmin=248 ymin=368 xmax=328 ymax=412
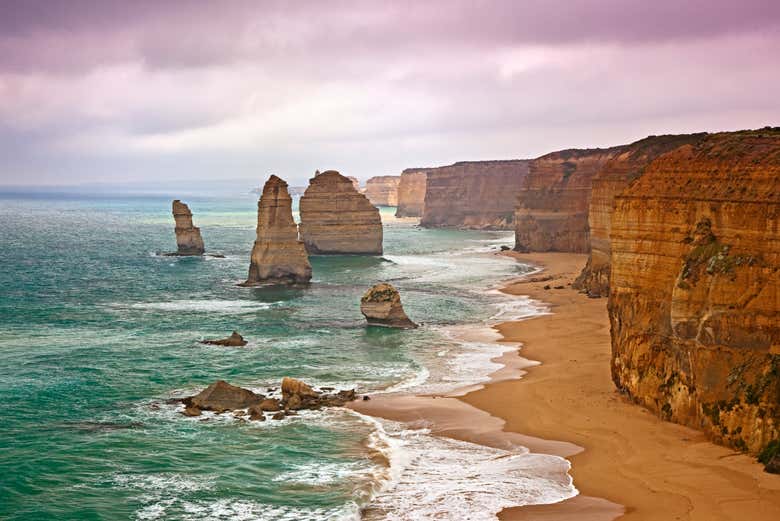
xmin=366 ymin=175 xmax=400 ymax=182
xmin=535 ymin=146 xmax=627 ymax=162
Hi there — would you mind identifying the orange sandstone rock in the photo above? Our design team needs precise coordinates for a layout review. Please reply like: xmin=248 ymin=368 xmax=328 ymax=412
xmin=395 ymin=168 xmax=428 ymax=218
xmin=364 ymin=175 xmax=400 ymax=206
xmin=172 ymin=200 xmax=205 ymax=255
xmin=360 ymin=283 xmax=417 ymax=329
xmin=514 ymin=147 xmax=623 ymax=253
xmin=299 ymin=170 xmax=383 ymax=255
xmin=608 ymin=128 xmax=780 ymax=455
xmin=243 ymin=175 xmax=312 ymax=285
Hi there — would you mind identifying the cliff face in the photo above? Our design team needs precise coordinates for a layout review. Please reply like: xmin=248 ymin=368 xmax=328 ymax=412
xmin=172 ymin=200 xmax=205 ymax=255
xmin=395 ymin=169 xmax=428 ymax=218
xmin=514 ymin=148 xmax=624 ymax=253
xmin=243 ymin=175 xmax=312 ymax=285
xmin=299 ymin=170 xmax=383 ymax=255
xmin=608 ymin=129 xmax=780 ymax=455
xmin=364 ymin=176 xmax=400 ymax=206
xmin=421 ymin=160 xmax=530 ymax=229
xmin=574 ymin=134 xmax=708 ymax=296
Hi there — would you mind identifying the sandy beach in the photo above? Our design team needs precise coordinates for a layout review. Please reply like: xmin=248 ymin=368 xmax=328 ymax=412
xmin=352 ymin=252 xmax=780 ymax=520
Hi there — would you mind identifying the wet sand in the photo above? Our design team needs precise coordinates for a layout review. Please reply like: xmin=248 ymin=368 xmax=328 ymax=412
xmin=352 ymin=252 xmax=780 ymax=520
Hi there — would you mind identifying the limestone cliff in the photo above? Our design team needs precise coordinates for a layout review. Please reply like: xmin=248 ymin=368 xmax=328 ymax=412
xmin=514 ymin=148 xmax=624 ymax=253
xmin=608 ymin=129 xmax=780 ymax=455
xmin=172 ymin=200 xmax=205 ymax=255
xmin=299 ymin=170 xmax=383 ymax=255
xmin=574 ymin=134 xmax=708 ymax=296
xmin=243 ymin=175 xmax=312 ymax=285
xmin=421 ymin=160 xmax=530 ymax=229
xmin=364 ymin=176 xmax=400 ymax=206
xmin=395 ymin=169 xmax=428 ymax=218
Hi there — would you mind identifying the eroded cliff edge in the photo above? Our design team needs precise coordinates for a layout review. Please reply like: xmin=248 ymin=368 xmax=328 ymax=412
xmin=514 ymin=147 xmax=623 ymax=253
xmin=299 ymin=170 xmax=383 ymax=255
xmin=608 ymin=129 xmax=780 ymax=455
xmin=573 ymin=134 xmax=708 ymax=296
xmin=364 ymin=176 xmax=400 ymax=206
xmin=421 ymin=160 xmax=530 ymax=229
xmin=395 ymin=169 xmax=428 ymax=218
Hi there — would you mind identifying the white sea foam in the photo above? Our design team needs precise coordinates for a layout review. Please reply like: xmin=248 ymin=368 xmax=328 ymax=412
xmin=127 ymin=300 xmax=276 ymax=313
xmin=349 ymin=414 xmax=576 ymax=521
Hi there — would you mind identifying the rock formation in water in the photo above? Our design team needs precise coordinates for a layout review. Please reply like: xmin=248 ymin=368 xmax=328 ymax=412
xmin=171 ymin=200 xmax=205 ymax=255
xmin=179 ymin=378 xmax=357 ymax=419
xmin=513 ymin=148 xmax=624 ymax=253
xmin=360 ymin=283 xmax=417 ymax=329
xmin=573 ymin=134 xmax=708 ymax=297
xmin=346 ymin=176 xmax=360 ymax=192
xmin=299 ymin=170 xmax=383 ymax=255
xmin=608 ymin=129 xmax=780 ymax=456
xmin=200 ymin=331 xmax=248 ymax=347
xmin=421 ymin=160 xmax=530 ymax=229
xmin=395 ymin=169 xmax=428 ymax=218
xmin=243 ymin=175 xmax=312 ymax=285
xmin=364 ymin=176 xmax=400 ymax=206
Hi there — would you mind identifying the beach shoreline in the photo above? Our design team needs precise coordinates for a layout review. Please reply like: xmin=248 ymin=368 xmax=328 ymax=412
xmin=352 ymin=251 xmax=780 ymax=520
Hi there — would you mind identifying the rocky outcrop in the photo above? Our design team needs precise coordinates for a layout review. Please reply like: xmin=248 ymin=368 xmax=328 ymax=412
xmin=346 ymin=176 xmax=360 ymax=192
xmin=179 ymin=378 xmax=358 ymax=419
xmin=299 ymin=170 xmax=383 ymax=255
xmin=514 ymin=148 xmax=624 ymax=253
xmin=172 ymin=200 xmax=205 ymax=255
xmin=395 ymin=169 xmax=428 ymax=218
xmin=243 ymin=175 xmax=312 ymax=285
xmin=200 ymin=331 xmax=247 ymax=347
xmin=364 ymin=176 xmax=400 ymax=206
xmin=360 ymin=283 xmax=417 ymax=329
xmin=608 ymin=129 xmax=780 ymax=456
xmin=421 ymin=160 xmax=530 ymax=229
xmin=574 ymin=134 xmax=708 ymax=296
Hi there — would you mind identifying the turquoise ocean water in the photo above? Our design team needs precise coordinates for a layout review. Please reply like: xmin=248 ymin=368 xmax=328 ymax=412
xmin=0 ymin=194 xmax=575 ymax=520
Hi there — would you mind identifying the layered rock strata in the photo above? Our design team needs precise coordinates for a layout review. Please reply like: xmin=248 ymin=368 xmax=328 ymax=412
xmin=299 ymin=170 xmax=383 ymax=254
xmin=243 ymin=175 xmax=312 ymax=285
xmin=360 ymin=283 xmax=417 ymax=328
xmin=421 ymin=160 xmax=530 ymax=229
xmin=574 ymin=134 xmax=708 ymax=296
xmin=172 ymin=200 xmax=205 ymax=255
xmin=395 ymin=169 xmax=428 ymax=218
xmin=608 ymin=129 xmax=780 ymax=456
xmin=514 ymin=148 xmax=624 ymax=253
xmin=364 ymin=176 xmax=400 ymax=206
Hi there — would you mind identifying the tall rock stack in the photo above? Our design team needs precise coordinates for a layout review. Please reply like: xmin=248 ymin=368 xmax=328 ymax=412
xmin=421 ymin=160 xmax=530 ymax=229
xmin=608 ymin=129 xmax=780 ymax=455
xmin=243 ymin=175 xmax=312 ymax=285
xmin=172 ymin=200 xmax=205 ymax=255
xmin=573 ymin=134 xmax=707 ymax=296
xmin=299 ymin=170 xmax=383 ymax=255
xmin=364 ymin=176 xmax=400 ymax=206
xmin=513 ymin=148 xmax=623 ymax=253
xmin=395 ymin=169 xmax=428 ymax=218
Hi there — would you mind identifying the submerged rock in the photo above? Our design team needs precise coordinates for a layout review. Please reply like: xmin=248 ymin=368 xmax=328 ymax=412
xmin=242 ymin=175 xmax=312 ymax=285
xmin=360 ymin=283 xmax=418 ymax=329
xmin=200 ymin=331 xmax=248 ymax=347
xmin=172 ymin=200 xmax=205 ymax=255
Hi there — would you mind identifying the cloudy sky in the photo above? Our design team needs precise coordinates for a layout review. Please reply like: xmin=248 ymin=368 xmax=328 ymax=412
xmin=1 ymin=0 xmax=779 ymax=192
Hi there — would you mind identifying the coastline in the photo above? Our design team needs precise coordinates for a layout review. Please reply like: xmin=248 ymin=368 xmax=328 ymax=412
xmin=352 ymin=251 xmax=780 ymax=520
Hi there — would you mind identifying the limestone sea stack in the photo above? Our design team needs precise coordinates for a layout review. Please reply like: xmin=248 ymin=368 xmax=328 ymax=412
xmin=608 ymin=128 xmax=780 ymax=456
xmin=299 ymin=170 xmax=383 ymax=254
xmin=420 ymin=160 xmax=530 ymax=229
xmin=513 ymin=147 xmax=624 ymax=253
xmin=172 ymin=200 xmax=205 ymax=255
xmin=573 ymin=133 xmax=708 ymax=297
xmin=364 ymin=176 xmax=400 ymax=206
xmin=243 ymin=175 xmax=312 ymax=285
xmin=360 ymin=283 xmax=417 ymax=329
xmin=395 ymin=169 xmax=428 ymax=218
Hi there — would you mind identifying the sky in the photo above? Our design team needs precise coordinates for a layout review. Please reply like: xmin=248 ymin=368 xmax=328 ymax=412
xmin=1 ymin=0 xmax=779 ymax=192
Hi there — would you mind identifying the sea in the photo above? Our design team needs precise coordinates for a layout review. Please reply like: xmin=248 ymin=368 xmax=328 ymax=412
xmin=0 ymin=193 xmax=576 ymax=520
